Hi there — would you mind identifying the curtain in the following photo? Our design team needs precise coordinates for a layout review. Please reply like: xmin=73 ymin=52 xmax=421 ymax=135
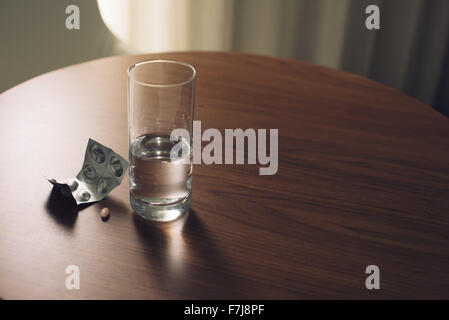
xmin=108 ymin=0 xmax=449 ymax=114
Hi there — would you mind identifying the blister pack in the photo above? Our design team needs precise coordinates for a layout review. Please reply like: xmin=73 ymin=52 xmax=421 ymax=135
xmin=47 ymin=139 xmax=129 ymax=204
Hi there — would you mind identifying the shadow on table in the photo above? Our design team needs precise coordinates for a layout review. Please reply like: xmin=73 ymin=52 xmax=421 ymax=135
xmin=44 ymin=186 xmax=92 ymax=230
xmin=133 ymin=209 xmax=241 ymax=299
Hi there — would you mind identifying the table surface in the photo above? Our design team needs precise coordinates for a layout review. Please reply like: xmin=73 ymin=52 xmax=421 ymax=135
xmin=1 ymin=52 xmax=449 ymax=299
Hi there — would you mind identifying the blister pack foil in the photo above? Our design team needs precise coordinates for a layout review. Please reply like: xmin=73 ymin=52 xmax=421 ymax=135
xmin=47 ymin=139 xmax=129 ymax=205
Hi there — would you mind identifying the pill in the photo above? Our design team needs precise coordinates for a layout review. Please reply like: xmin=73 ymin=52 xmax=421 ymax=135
xmin=100 ymin=207 xmax=110 ymax=222
xmin=69 ymin=180 xmax=79 ymax=191
xmin=82 ymin=165 xmax=98 ymax=182
xmin=89 ymin=143 xmax=106 ymax=164
xmin=78 ymin=191 xmax=91 ymax=202
xmin=109 ymin=156 xmax=124 ymax=177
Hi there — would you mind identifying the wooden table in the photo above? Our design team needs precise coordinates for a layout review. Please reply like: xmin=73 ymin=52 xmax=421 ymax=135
xmin=1 ymin=52 xmax=449 ymax=299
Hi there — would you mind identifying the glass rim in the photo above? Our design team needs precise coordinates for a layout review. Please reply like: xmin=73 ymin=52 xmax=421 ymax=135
xmin=127 ymin=59 xmax=196 ymax=88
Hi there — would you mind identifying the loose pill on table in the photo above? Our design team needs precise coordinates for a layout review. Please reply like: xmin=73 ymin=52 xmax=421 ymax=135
xmin=100 ymin=207 xmax=110 ymax=222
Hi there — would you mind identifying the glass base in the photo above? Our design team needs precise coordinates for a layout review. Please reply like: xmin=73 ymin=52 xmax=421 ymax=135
xmin=130 ymin=193 xmax=191 ymax=222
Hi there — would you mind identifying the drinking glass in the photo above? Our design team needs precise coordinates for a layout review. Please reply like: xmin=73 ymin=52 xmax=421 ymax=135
xmin=128 ymin=60 xmax=196 ymax=221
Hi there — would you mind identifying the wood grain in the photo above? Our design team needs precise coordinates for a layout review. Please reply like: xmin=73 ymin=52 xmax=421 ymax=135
xmin=1 ymin=52 xmax=449 ymax=299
